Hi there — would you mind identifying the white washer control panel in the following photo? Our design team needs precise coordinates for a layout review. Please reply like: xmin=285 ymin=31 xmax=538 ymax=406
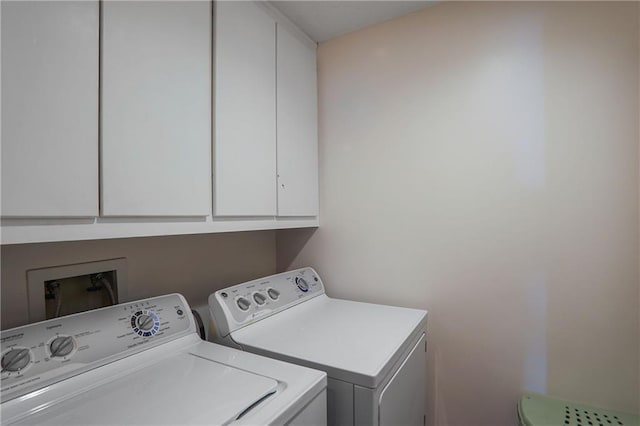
xmin=0 ymin=294 xmax=194 ymax=402
xmin=209 ymin=267 xmax=324 ymax=337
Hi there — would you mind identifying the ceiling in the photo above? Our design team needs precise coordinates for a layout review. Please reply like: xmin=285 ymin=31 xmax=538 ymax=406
xmin=271 ymin=1 xmax=436 ymax=43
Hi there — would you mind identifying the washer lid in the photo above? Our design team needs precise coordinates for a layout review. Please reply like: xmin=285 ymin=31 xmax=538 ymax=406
xmin=8 ymin=353 xmax=278 ymax=425
xmin=230 ymin=295 xmax=427 ymax=388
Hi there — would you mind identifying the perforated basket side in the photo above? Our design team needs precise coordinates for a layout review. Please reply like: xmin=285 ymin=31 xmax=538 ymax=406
xmin=519 ymin=394 xmax=639 ymax=426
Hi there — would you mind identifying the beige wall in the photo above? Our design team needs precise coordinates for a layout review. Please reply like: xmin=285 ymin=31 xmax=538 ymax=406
xmin=2 ymin=231 xmax=276 ymax=329
xmin=278 ymin=2 xmax=640 ymax=425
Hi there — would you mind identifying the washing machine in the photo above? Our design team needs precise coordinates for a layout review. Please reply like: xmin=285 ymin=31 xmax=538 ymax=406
xmin=1 ymin=293 xmax=327 ymax=425
xmin=208 ymin=267 xmax=428 ymax=426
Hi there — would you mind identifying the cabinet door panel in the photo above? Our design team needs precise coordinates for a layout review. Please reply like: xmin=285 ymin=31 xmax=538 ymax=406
xmin=214 ymin=1 xmax=276 ymax=216
xmin=276 ymin=25 xmax=318 ymax=216
xmin=101 ymin=1 xmax=211 ymax=217
xmin=1 ymin=1 xmax=99 ymax=217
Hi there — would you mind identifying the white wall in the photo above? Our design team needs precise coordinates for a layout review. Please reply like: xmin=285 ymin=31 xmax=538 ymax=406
xmin=278 ymin=2 xmax=639 ymax=425
xmin=2 ymin=231 xmax=276 ymax=329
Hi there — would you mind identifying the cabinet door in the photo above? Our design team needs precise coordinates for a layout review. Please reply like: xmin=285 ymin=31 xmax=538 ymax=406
xmin=276 ymin=24 xmax=318 ymax=217
xmin=101 ymin=1 xmax=211 ymax=217
xmin=214 ymin=1 xmax=277 ymax=216
xmin=1 ymin=1 xmax=99 ymax=217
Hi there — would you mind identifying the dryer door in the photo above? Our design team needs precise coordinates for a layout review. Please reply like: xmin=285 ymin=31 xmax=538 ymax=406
xmin=378 ymin=333 xmax=426 ymax=426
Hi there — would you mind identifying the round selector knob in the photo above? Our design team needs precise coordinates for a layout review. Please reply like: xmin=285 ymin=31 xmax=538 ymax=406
xmin=236 ymin=296 xmax=251 ymax=311
xmin=295 ymin=277 xmax=309 ymax=292
xmin=267 ymin=288 xmax=280 ymax=300
xmin=137 ymin=314 xmax=155 ymax=331
xmin=49 ymin=336 xmax=75 ymax=358
xmin=1 ymin=348 xmax=31 ymax=373
xmin=130 ymin=310 xmax=160 ymax=337
xmin=253 ymin=292 xmax=267 ymax=306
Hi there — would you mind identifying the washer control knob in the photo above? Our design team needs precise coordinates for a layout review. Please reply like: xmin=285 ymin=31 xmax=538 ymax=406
xmin=49 ymin=336 xmax=75 ymax=358
xmin=236 ymin=297 xmax=251 ymax=311
xmin=267 ymin=288 xmax=280 ymax=300
xmin=295 ymin=277 xmax=309 ymax=292
xmin=253 ymin=292 xmax=267 ymax=305
xmin=1 ymin=348 xmax=31 ymax=372
xmin=130 ymin=310 xmax=160 ymax=337
xmin=137 ymin=314 xmax=155 ymax=331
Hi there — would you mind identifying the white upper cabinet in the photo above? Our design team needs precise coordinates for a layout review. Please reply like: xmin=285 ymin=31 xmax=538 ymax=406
xmin=0 ymin=0 xmax=319 ymax=244
xmin=214 ymin=1 xmax=277 ymax=216
xmin=1 ymin=1 xmax=99 ymax=217
xmin=101 ymin=1 xmax=211 ymax=217
xmin=276 ymin=24 xmax=319 ymax=216
xmin=214 ymin=2 xmax=318 ymax=218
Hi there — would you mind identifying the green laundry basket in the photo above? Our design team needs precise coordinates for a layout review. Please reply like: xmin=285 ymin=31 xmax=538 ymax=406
xmin=518 ymin=394 xmax=639 ymax=426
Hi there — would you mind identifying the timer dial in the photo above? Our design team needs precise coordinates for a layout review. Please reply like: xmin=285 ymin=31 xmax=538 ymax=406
xmin=295 ymin=277 xmax=309 ymax=292
xmin=1 ymin=348 xmax=31 ymax=373
xmin=49 ymin=336 xmax=75 ymax=358
xmin=130 ymin=310 xmax=160 ymax=337
xmin=137 ymin=314 xmax=155 ymax=331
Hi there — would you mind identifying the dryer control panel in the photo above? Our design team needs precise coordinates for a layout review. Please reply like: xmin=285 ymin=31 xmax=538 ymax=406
xmin=209 ymin=267 xmax=324 ymax=337
xmin=0 ymin=294 xmax=194 ymax=402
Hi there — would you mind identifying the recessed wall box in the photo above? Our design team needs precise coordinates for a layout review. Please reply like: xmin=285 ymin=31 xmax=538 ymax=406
xmin=27 ymin=258 xmax=128 ymax=323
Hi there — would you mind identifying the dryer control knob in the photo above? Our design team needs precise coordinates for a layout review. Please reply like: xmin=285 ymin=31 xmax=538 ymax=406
xmin=253 ymin=292 xmax=267 ymax=305
xmin=295 ymin=277 xmax=309 ymax=292
xmin=1 ymin=348 xmax=31 ymax=372
xmin=267 ymin=288 xmax=280 ymax=300
xmin=49 ymin=336 xmax=75 ymax=358
xmin=236 ymin=297 xmax=251 ymax=311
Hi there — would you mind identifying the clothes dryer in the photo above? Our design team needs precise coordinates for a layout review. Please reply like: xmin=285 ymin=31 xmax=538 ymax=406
xmin=209 ymin=268 xmax=427 ymax=426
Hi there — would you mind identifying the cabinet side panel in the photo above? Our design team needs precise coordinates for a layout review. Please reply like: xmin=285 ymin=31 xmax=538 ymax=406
xmin=214 ymin=1 xmax=277 ymax=216
xmin=327 ymin=378 xmax=354 ymax=426
xmin=378 ymin=334 xmax=427 ymax=426
xmin=101 ymin=1 xmax=211 ymax=217
xmin=285 ymin=390 xmax=327 ymax=426
xmin=276 ymin=26 xmax=319 ymax=216
xmin=1 ymin=1 xmax=99 ymax=217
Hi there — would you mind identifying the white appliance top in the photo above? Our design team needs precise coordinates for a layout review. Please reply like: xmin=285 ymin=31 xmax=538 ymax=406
xmin=8 ymin=353 xmax=277 ymax=425
xmin=209 ymin=268 xmax=427 ymax=388
xmin=1 ymin=294 xmax=326 ymax=425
